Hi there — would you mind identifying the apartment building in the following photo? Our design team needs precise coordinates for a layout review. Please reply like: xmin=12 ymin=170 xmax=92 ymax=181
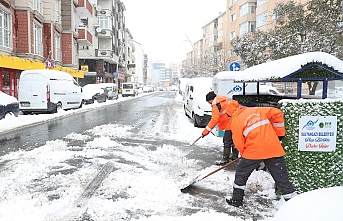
xmin=0 ymin=0 xmax=138 ymax=97
xmin=0 ymin=0 xmax=86 ymax=97
xmin=183 ymin=0 xmax=310 ymax=75
xmin=78 ymin=0 xmax=128 ymax=86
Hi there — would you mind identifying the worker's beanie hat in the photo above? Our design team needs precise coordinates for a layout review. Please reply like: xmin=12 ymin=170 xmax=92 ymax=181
xmin=206 ymin=91 xmax=216 ymax=101
xmin=226 ymin=99 xmax=240 ymax=116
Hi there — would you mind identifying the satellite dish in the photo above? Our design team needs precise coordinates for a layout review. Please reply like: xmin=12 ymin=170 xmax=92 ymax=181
xmin=95 ymin=5 xmax=102 ymax=12
xmin=96 ymin=27 xmax=103 ymax=33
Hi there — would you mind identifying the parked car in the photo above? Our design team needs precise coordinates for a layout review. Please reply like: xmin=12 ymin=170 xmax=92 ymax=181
xmin=82 ymin=84 xmax=108 ymax=104
xmin=183 ymin=77 xmax=213 ymax=128
xmin=0 ymin=92 xmax=19 ymax=120
xmin=18 ymin=70 xmax=84 ymax=114
xmin=98 ymin=83 xmax=119 ymax=100
xmin=142 ymin=85 xmax=154 ymax=93
xmin=121 ymin=83 xmax=138 ymax=97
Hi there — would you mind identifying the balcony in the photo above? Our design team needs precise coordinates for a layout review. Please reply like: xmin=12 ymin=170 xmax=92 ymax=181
xmin=96 ymin=29 xmax=113 ymax=38
xmin=77 ymin=27 xmax=92 ymax=46
xmin=76 ymin=0 xmax=93 ymax=17
xmin=96 ymin=49 xmax=113 ymax=58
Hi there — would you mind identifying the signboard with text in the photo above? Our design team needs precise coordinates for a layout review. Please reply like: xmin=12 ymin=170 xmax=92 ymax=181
xmin=298 ymin=116 xmax=337 ymax=152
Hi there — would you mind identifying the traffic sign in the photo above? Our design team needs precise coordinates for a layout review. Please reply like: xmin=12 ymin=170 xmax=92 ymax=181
xmin=229 ymin=62 xmax=240 ymax=71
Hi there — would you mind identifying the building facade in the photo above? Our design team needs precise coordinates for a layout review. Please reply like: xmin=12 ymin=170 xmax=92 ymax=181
xmin=0 ymin=0 xmax=143 ymax=97
xmin=182 ymin=0 xmax=311 ymax=76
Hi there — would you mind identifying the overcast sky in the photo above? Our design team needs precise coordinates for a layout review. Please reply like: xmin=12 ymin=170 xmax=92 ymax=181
xmin=123 ymin=0 xmax=226 ymax=65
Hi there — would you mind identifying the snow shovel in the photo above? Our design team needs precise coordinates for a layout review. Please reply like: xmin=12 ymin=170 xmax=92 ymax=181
xmin=176 ymin=135 xmax=202 ymax=156
xmin=190 ymin=135 xmax=202 ymax=146
xmin=181 ymin=157 xmax=241 ymax=190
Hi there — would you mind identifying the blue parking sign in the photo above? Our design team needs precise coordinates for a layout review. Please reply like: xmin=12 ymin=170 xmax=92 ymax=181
xmin=229 ymin=62 xmax=240 ymax=71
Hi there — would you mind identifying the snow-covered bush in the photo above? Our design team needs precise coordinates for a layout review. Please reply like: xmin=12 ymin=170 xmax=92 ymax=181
xmin=279 ymin=99 xmax=343 ymax=193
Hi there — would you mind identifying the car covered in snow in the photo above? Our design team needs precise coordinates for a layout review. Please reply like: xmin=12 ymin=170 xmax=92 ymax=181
xmin=0 ymin=92 xmax=19 ymax=120
xmin=82 ymin=84 xmax=108 ymax=104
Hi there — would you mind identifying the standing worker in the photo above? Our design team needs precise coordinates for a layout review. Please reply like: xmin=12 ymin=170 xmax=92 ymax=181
xmin=201 ymin=91 xmax=239 ymax=165
xmin=224 ymin=99 xmax=296 ymax=207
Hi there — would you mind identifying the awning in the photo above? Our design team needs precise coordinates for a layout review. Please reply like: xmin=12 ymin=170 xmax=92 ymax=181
xmin=0 ymin=54 xmax=84 ymax=78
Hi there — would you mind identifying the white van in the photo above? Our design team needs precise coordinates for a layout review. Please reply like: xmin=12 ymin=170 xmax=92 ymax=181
xmin=98 ymin=83 xmax=119 ymax=100
xmin=183 ymin=77 xmax=213 ymax=128
xmin=18 ymin=69 xmax=83 ymax=114
xmin=121 ymin=83 xmax=138 ymax=97
xmin=212 ymin=71 xmax=281 ymax=98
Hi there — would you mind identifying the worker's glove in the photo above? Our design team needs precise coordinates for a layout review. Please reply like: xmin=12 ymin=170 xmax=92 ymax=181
xmin=202 ymin=129 xmax=210 ymax=138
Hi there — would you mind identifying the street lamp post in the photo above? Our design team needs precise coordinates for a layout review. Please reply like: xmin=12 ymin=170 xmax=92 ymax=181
xmin=184 ymin=34 xmax=196 ymax=76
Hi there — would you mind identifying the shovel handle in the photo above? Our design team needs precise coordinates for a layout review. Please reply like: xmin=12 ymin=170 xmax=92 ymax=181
xmin=190 ymin=135 xmax=202 ymax=146
xmin=198 ymin=157 xmax=242 ymax=181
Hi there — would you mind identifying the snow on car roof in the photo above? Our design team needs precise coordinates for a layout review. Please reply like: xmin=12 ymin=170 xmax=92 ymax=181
xmin=0 ymin=91 xmax=18 ymax=105
xmin=235 ymin=52 xmax=343 ymax=82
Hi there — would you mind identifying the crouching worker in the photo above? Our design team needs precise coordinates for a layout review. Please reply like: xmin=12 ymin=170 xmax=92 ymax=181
xmin=202 ymin=91 xmax=239 ymax=165
xmin=224 ymin=99 xmax=296 ymax=207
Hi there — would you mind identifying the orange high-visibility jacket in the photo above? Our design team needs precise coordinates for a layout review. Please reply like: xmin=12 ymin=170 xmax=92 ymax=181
xmin=231 ymin=106 xmax=286 ymax=160
xmin=204 ymin=95 xmax=232 ymax=133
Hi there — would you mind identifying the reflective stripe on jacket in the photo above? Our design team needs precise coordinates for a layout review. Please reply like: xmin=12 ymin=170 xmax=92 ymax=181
xmin=231 ymin=107 xmax=286 ymax=159
xmin=204 ymin=95 xmax=232 ymax=132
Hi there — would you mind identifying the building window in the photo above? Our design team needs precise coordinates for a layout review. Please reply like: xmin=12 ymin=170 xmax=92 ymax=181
xmin=256 ymin=11 xmax=268 ymax=28
xmin=33 ymin=0 xmax=43 ymax=14
xmin=257 ymin=0 xmax=268 ymax=7
xmin=230 ymin=12 xmax=236 ymax=22
xmin=218 ymin=29 xmax=223 ymax=38
xmin=0 ymin=9 xmax=11 ymax=48
xmin=218 ymin=16 xmax=223 ymax=25
xmin=240 ymin=2 xmax=257 ymax=17
xmin=229 ymin=0 xmax=237 ymax=7
xmin=210 ymin=34 xmax=218 ymax=42
xmin=210 ymin=20 xmax=218 ymax=29
xmin=55 ymin=0 xmax=61 ymax=24
xmin=33 ymin=22 xmax=43 ymax=56
xmin=55 ymin=33 xmax=61 ymax=61
xmin=240 ymin=21 xmax=256 ymax=35
xmin=98 ymin=16 xmax=112 ymax=29
xmin=230 ymin=30 xmax=236 ymax=40
xmin=210 ymin=46 xmax=219 ymax=53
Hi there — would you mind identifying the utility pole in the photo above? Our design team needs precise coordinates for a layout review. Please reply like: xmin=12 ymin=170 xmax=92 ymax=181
xmin=185 ymin=34 xmax=196 ymax=76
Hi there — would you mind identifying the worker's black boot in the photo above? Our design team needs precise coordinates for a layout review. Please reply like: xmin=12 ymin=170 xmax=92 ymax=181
xmin=226 ymin=187 xmax=244 ymax=208
xmin=230 ymin=146 xmax=239 ymax=160
xmin=215 ymin=147 xmax=231 ymax=166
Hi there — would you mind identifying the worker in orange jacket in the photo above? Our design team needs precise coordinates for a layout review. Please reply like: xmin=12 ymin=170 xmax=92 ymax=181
xmin=201 ymin=91 xmax=239 ymax=165
xmin=224 ymin=99 xmax=296 ymax=207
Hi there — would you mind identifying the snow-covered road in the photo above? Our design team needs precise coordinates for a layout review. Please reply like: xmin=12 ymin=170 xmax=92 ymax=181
xmin=0 ymin=92 xmax=281 ymax=221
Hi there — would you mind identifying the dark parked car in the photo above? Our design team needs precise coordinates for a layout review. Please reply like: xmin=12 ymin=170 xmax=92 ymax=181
xmin=82 ymin=84 xmax=108 ymax=104
xmin=0 ymin=92 xmax=19 ymax=120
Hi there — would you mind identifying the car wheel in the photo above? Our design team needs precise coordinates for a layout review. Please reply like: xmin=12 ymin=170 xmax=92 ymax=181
xmin=184 ymin=106 xmax=190 ymax=118
xmin=56 ymin=102 xmax=62 ymax=112
xmin=193 ymin=114 xmax=200 ymax=127
xmin=79 ymin=100 xmax=83 ymax=108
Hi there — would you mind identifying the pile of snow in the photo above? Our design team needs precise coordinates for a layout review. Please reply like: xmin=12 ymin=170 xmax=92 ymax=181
xmin=0 ymin=91 xmax=18 ymax=105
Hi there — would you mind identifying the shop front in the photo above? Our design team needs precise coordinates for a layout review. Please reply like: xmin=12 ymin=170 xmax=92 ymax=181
xmin=0 ymin=68 xmax=21 ymax=97
xmin=0 ymin=55 xmax=84 ymax=98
